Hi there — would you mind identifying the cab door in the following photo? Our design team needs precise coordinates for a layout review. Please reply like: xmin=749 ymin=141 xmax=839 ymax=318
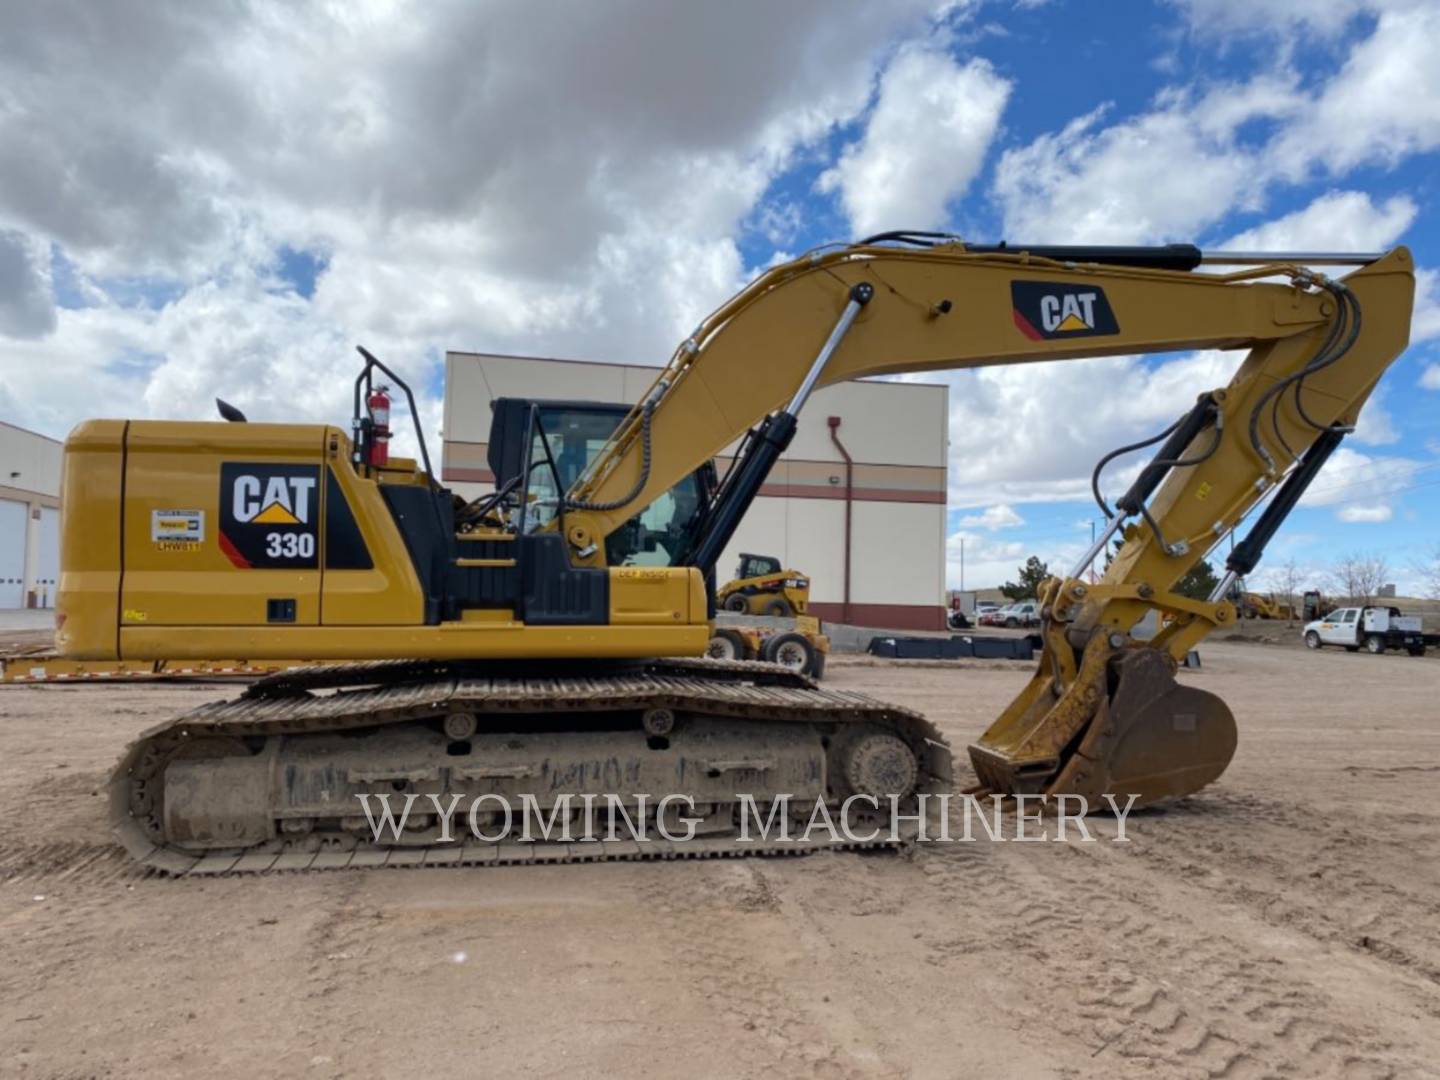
xmin=1319 ymin=609 xmax=1355 ymax=645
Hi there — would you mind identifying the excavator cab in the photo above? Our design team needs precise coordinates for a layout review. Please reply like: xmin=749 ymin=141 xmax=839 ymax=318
xmin=476 ymin=397 xmax=717 ymax=568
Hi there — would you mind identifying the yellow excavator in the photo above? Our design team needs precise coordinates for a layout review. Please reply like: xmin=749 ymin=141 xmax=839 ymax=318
xmin=56 ymin=234 xmax=1414 ymax=874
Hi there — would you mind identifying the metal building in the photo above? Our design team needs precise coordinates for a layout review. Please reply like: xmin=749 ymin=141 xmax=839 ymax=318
xmin=442 ymin=352 xmax=949 ymax=629
xmin=0 ymin=420 xmax=62 ymax=609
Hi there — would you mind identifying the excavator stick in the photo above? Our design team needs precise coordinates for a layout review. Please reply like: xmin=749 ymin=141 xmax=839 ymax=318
xmin=964 ymin=249 xmax=1413 ymax=810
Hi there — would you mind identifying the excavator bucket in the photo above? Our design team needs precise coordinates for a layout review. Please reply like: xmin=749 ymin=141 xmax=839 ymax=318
xmin=968 ymin=640 xmax=1237 ymax=810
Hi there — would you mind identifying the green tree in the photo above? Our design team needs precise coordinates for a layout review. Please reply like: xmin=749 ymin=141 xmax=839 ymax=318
xmin=1174 ymin=558 xmax=1220 ymax=601
xmin=1001 ymin=556 xmax=1050 ymax=601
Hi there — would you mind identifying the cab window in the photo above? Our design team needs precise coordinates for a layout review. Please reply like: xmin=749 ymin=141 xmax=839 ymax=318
xmin=520 ymin=404 xmax=709 ymax=567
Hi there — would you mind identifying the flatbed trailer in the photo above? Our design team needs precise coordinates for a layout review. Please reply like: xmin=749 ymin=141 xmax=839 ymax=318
xmin=2 ymin=627 xmax=832 ymax=684
xmin=0 ymin=655 xmax=320 ymax=684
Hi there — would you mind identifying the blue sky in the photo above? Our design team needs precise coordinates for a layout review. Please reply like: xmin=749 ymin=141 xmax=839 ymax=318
xmin=0 ymin=0 xmax=1436 ymax=594
xmin=722 ymin=2 xmax=1440 ymax=593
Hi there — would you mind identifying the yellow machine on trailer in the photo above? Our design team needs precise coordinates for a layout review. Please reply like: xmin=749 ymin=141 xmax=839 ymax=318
xmin=55 ymin=234 xmax=1414 ymax=874
xmin=716 ymin=554 xmax=811 ymax=617
xmin=1232 ymin=588 xmax=1295 ymax=620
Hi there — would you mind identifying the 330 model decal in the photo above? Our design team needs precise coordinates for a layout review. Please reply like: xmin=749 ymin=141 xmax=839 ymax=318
xmin=1011 ymin=280 xmax=1119 ymax=340
xmin=218 ymin=463 xmax=320 ymax=569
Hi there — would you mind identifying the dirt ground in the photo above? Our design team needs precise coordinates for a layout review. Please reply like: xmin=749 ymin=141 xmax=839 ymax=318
xmin=3 ymin=641 xmax=1439 ymax=1079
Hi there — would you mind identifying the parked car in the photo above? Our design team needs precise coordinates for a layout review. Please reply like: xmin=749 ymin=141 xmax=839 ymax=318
xmin=1302 ymin=606 xmax=1425 ymax=656
xmin=950 ymin=600 xmax=1001 ymax=629
xmin=982 ymin=601 xmax=1041 ymax=628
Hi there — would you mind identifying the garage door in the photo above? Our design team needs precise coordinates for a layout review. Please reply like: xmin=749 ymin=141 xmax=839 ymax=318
xmin=0 ymin=499 xmax=25 ymax=608
xmin=35 ymin=506 xmax=59 ymax=608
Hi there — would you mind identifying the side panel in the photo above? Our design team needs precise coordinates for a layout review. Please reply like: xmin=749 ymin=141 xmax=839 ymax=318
xmin=120 ymin=622 xmax=712 ymax=661
xmin=56 ymin=420 xmax=126 ymax=658
xmin=120 ymin=422 xmax=327 ymax=632
xmin=608 ymin=566 xmax=702 ymax=627
xmin=321 ymin=440 xmax=425 ymax=625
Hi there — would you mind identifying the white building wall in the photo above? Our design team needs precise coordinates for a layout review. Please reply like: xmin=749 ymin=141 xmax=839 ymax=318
xmin=0 ymin=421 xmax=63 ymax=609
xmin=442 ymin=352 xmax=948 ymax=629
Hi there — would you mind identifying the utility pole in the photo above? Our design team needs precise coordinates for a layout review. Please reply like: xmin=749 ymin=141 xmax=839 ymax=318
xmin=960 ymin=536 xmax=965 ymax=591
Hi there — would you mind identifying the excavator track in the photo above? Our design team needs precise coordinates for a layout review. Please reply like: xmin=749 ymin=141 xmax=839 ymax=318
xmin=110 ymin=658 xmax=952 ymax=876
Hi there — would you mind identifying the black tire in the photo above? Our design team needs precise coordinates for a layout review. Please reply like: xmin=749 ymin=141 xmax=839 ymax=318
xmin=809 ymin=649 xmax=826 ymax=680
xmin=1305 ymin=631 xmax=1321 ymax=650
xmin=1407 ymin=645 xmax=1426 ymax=657
xmin=722 ymin=593 xmax=749 ymax=613
xmin=706 ymin=629 xmax=747 ymax=661
xmin=1365 ymin=634 xmax=1386 ymax=655
xmin=762 ymin=631 xmax=815 ymax=674
xmin=948 ymin=611 xmax=971 ymax=630
xmin=1005 ymin=617 xmax=1019 ymax=628
xmin=763 ymin=597 xmax=794 ymax=618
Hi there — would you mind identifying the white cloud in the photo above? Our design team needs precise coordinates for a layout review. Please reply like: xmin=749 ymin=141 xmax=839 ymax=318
xmin=1223 ymin=190 xmax=1416 ymax=253
xmin=946 ymin=526 xmax=1086 ymax=591
xmin=946 ymin=529 xmax=1022 ymax=590
xmin=992 ymin=76 xmax=1298 ymax=242
xmin=1168 ymin=0 xmax=1375 ymax=40
xmin=978 ymin=14 xmax=1438 ymax=525
xmin=958 ymin=504 xmax=1024 ymax=529
xmin=0 ymin=229 xmax=55 ymax=338
xmin=1267 ymin=5 xmax=1440 ymax=179
xmin=1350 ymin=386 xmax=1399 ymax=446
xmin=1300 ymin=445 xmax=1423 ymax=523
xmin=1412 ymin=269 xmax=1440 ymax=343
xmin=819 ymin=47 xmax=1010 ymax=236
xmin=3 ymin=0 xmax=1435 ymax=588
xmin=1420 ymin=364 xmax=1440 ymax=391
xmin=917 ymin=347 xmax=1236 ymax=508
xmin=992 ymin=4 xmax=1440 ymax=245
xmin=1336 ymin=503 xmax=1393 ymax=523
xmin=0 ymin=2 xmax=947 ymax=439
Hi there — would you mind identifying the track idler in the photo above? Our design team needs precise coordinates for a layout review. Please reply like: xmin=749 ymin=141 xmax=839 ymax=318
xmin=967 ymin=633 xmax=1237 ymax=809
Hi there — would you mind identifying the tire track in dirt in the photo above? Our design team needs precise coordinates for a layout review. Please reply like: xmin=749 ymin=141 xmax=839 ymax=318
xmin=1120 ymin=793 xmax=1440 ymax=996
xmin=633 ymin=858 xmax=899 ymax=1079
xmin=0 ymin=840 xmax=147 ymax=887
xmin=917 ymin=821 xmax=1424 ymax=1079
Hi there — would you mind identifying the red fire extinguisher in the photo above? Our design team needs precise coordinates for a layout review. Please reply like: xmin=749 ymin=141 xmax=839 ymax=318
xmin=367 ymin=385 xmax=391 ymax=467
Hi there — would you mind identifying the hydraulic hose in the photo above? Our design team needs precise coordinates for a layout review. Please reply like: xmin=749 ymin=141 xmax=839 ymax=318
xmin=563 ymin=400 xmax=655 ymax=513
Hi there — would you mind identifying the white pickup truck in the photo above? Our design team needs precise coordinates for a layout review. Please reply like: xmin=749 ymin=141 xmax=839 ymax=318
xmin=1302 ymin=606 xmax=1426 ymax=656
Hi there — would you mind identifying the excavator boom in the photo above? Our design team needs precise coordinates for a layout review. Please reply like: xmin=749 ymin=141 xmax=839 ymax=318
xmin=563 ymin=238 xmax=1414 ymax=806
